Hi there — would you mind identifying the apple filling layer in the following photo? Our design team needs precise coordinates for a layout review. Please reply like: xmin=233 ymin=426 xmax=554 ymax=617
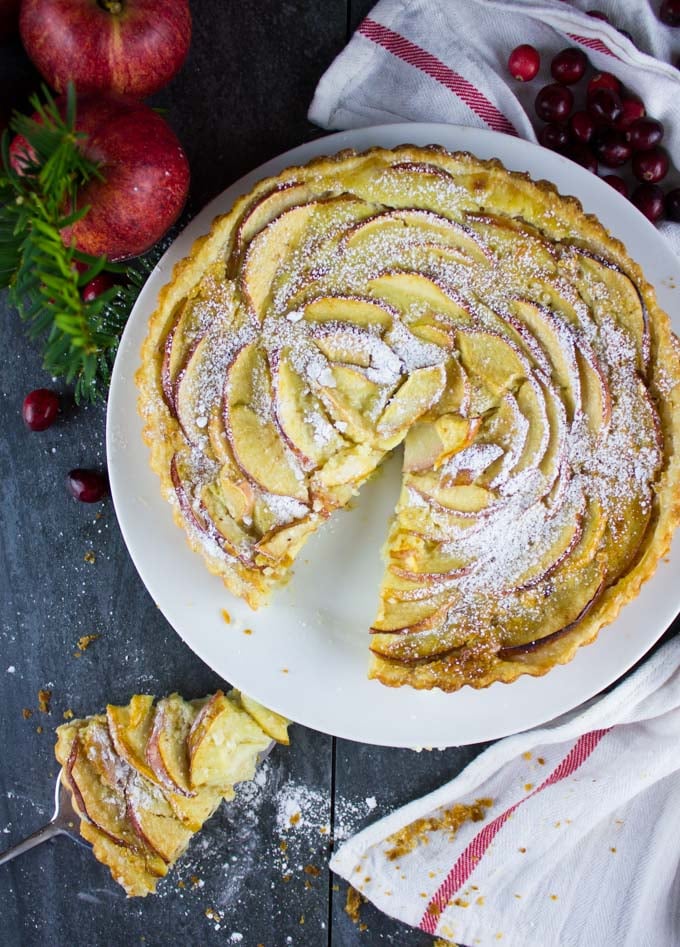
xmin=138 ymin=146 xmax=680 ymax=692
xmin=55 ymin=690 xmax=289 ymax=896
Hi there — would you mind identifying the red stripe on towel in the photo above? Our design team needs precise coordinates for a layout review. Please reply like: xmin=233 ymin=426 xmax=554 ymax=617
xmin=420 ymin=728 xmax=611 ymax=934
xmin=358 ymin=18 xmax=519 ymax=136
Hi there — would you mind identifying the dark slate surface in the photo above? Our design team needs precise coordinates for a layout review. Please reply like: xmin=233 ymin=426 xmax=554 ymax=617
xmin=1 ymin=3 xmax=677 ymax=946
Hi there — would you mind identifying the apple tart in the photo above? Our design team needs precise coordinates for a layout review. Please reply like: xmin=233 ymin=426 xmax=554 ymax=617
xmin=55 ymin=689 xmax=289 ymax=896
xmin=138 ymin=146 xmax=680 ymax=692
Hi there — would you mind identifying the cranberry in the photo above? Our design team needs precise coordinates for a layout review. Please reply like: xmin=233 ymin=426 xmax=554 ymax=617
xmin=22 ymin=389 xmax=60 ymax=432
xmin=587 ymin=9 xmax=610 ymax=20
xmin=602 ymin=175 xmax=628 ymax=198
xmin=632 ymin=148 xmax=669 ymax=183
xmin=72 ymin=260 xmax=90 ymax=275
xmin=593 ymin=129 xmax=632 ymax=167
xmin=631 ymin=184 xmax=665 ymax=222
xmin=508 ymin=44 xmax=540 ymax=81
xmin=539 ymin=123 xmax=570 ymax=152
xmin=587 ymin=72 xmax=621 ymax=96
xmin=551 ymin=48 xmax=588 ymax=84
xmin=535 ymin=84 xmax=574 ymax=123
xmin=82 ymin=273 xmax=116 ymax=303
xmin=568 ymin=143 xmax=598 ymax=173
xmin=570 ymin=110 xmax=596 ymax=144
xmin=666 ymin=188 xmax=680 ymax=222
xmin=588 ymin=88 xmax=623 ymax=125
xmin=660 ymin=0 xmax=680 ymax=26
xmin=615 ymin=97 xmax=646 ymax=130
xmin=66 ymin=469 xmax=108 ymax=503
xmin=627 ymin=117 xmax=664 ymax=151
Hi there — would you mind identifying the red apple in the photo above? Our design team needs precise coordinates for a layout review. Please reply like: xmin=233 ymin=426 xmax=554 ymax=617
xmin=19 ymin=0 xmax=190 ymax=98
xmin=10 ymin=93 xmax=190 ymax=260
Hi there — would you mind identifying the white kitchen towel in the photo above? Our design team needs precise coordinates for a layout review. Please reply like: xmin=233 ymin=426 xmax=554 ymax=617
xmin=308 ymin=0 xmax=680 ymax=252
xmin=330 ymin=636 xmax=680 ymax=946
xmin=314 ymin=8 xmax=680 ymax=941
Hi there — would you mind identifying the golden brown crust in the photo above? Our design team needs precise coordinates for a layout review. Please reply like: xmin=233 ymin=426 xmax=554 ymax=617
xmin=137 ymin=145 xmax=680 ymax=691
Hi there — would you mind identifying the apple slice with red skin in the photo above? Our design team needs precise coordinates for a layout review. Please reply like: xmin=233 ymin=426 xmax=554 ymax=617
xmin=464 ymin=211 xmax=559 ymax=271
xmin=78 ymin=717 xmax=131 ymax=793
xmin=160 ymin=300 xmax=187 ymax=413
xmin=301 ymin=295 xmax=395 ymax=330
xmin=171 ymin=454 xmax=255 ymax=567
xmin=125 ymin=773 xmax=193 ymax=864
xmin=145 ymin=695 xmax=197 ymax=798
xmin=513 ymin=492 xmax=587 ymax=592
xmin=567 ymin=248 xmax=650 ymax=373
xmin=376 ymin=363 xmax=447 ymax=441
xmin=575 ymin=342 xmax=612 ymax=443
xmin=187 ymin=691 xmax=272 ymax=791
xmin=269 ymin=349 xmax=345 ymax=471
xmin=231 ymin=181 xmax=316 ymax=263
xmin=20 ymin=0 xmax=191 ymax=98
xmin=370 ymin=595 xmax=453 ymax=635
xmin=64 ymin=737 xmax=148 ymax=854
xmin=342 ymin=208 xmax=493 ymax=263
xmin=241 ymin=198 xmax=368 ymax=319
xmin=497 ymin=575 xmax=606 ymax=659
xmin=11 ymin=94 xmax=189 ymax=261
xmin=509 ymin=300 xmax=582 ymax=422
xmin=106 ymin=695 xmax=160 ymax=787
xmin=368 ymin=271 xmax=474 ymax=327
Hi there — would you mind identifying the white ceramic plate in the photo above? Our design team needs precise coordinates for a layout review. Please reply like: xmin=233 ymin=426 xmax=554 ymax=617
xmin=107 ymin=123 xmax=680 ymax=748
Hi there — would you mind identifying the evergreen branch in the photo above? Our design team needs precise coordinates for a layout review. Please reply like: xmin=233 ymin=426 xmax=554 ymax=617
xmin=0 ymin=84 xmax=167 ymax=403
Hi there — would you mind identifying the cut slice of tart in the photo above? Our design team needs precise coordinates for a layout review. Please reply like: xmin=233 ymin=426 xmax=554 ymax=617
xmin=54 ymin=689 xmax=289 ymax=896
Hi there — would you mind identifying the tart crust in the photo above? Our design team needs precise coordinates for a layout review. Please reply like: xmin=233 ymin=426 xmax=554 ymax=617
xmin=137 ymin=146 xmax=680 ymax=692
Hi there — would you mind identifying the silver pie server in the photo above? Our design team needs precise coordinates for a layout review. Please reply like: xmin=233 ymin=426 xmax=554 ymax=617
xmin=0 ymin=769 xmax=89 ymax=868
xmin=0 ymin=739 xmax=277 ymax=867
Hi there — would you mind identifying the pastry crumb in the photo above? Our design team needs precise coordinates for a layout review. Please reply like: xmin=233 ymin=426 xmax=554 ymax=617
xmin=345 ymin=885 xmax=365 ymax=924
xmin=62 ymin=709 xmax=74 ymax=720
xmin=83 ymin=550 xmax=96 ymax=564
xmin=77 ymin=634 xmax=99 ymax=652
xmin=385 ymin=798 xmax=492 ymax=860
xmin=22 ymin=708 xmax=32 ymax=719
xmin=38 ymin=689 xmax=52 ymax=713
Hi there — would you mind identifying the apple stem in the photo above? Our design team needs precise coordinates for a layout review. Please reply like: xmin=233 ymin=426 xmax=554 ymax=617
xmin=99 ymin=0 xmax=124 ymax=13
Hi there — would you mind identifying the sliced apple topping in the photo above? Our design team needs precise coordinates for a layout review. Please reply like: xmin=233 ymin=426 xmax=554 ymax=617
xmin=456 ymin=328 xmax=531 ymax=397
xmin=343 ymin=208 xmax=492 ymax=263
xmin=376 ymin=364 xmax=446 ymax=440
xmin=228 ymin=404 xmax=308 ymax=501
xmin=107 ymin=696 xmax=158 ymax=787
xmin=565 ymin=250 xmax=649 ymax=372
xmin=403 ymin=414 xmax=478 ymax=473
xmin=575 ymin=344 xmax=612 ymax=442
xmin=509 ymin=300 xmax=581 ymax=420
xmin=255 ymin=515 xmax=321 ymax=564
xmin=301 ymin=295 xmax=394 ymax=329
xmin=146 ymin=694 xmax=197 ymax=797
xmin=509 ymin=377 xmax=550 ymax=477
xmin=271 ymin=352 xmax=346 ymax=469
xmin=232 ymin=690 xmax=291 ymax=745
xmin=241 ymin=202 xmax=319 ymax=319
xmin=188 ymin=692 xmax=272 ymax=790
xmin=368 ymin=271 xmax=473 ymax=327
xmin=314 ymin=444 xmax=385 ymax=490
xmin=145 ymin=147 xmax=671 ymax=693
xmin=233 ymin=181 xmax=317 ymax=261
